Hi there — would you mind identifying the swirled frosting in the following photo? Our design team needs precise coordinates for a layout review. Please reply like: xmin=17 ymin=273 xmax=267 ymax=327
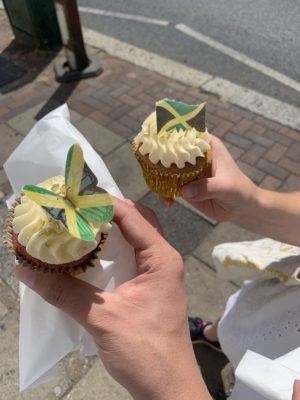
xmin=13 ymin=177 xmax=111 ymax=264
xmin=134 ymin=112 xmax=211 ymax=168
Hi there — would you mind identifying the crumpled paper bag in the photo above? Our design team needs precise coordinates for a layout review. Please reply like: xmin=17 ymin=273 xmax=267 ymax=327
xmin=235 ymin=348 xmax=300 ymax=400
xmin=213 ymin=238 xmax=300 ymax=286
xmin=3 ymin=104 xmax=137 ymax=391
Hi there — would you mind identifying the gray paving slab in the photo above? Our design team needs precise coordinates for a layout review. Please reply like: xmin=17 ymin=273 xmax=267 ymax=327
xmin=0 ymin=278 xmax=96 ymax=400
xmin=75 ymin=117 xmax=125 ymax=156
xmin=193 ymin=221 xmax=263 ymax=269
xmin=0 ymin=245 xmax=15 ymax=280
xmin=176 ymin=197 xmax=217 ymax=225
xmin=104 ymin=142 xmax=149 ymax=201
xmin=0 ymin=124 xmax=23 ymax=166
xmin=0 ymin=277 xmax=17 ymax=314
xmin=0 ymin=299 xmax=8 ymax=319
xmin=0 ymin=203 xmax=16 ymax=285
xmin=0 ymin=168 xmax=12 ymax=195
xmin=0 ymin=310 xmax=20 ymax=400
xmin=63 ymin=359 xmax=131 ymax=400
xmin=2 ymin=272 xmax=19 ymax=296
xmin=7 ymin=102 xmax=82 ymax=136
xmin=7 ymin=102 xmax=57 ymax=136
xmin=140 ymin=192 xmax=213 ymax=256
xmin=185 ymin=256 xmax=237 ymax=322
xmin=0 ymin=202 xmax=7 ymax=236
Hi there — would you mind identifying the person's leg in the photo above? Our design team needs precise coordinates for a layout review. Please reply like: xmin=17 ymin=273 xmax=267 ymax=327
xmin=189 ymin=316 xmax=222 ymax=351
xmin=203 ymin=318 xmax=220 ymax=342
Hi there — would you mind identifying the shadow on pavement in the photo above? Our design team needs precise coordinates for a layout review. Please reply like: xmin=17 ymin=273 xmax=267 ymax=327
xmin=0 ymin=39 xmax=59 ymax=94
xmin=35 ymin=82 xmax=79 ymax=120
xmin=193 ymin=343 xmax=229 ymax=399
xmin=0 ymin=38 xmax=80 ymax=121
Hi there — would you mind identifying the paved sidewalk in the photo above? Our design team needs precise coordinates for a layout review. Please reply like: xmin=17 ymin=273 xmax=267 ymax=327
xmin=1 ymin=8 xmax=300 ymax=400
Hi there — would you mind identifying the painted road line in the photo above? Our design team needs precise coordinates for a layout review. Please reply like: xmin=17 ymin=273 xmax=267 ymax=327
xmin=83 ymin=28 xmax=212 ymax=87
xmin=79 ymin=6 xmax=169 ymax=26
xmin=83 ymin=28 xmax=300 ymax=130
xmin=175 ymin=24 xmax=300 ymax=94
xmin=202 ymin=78 xmax=300 ymax=130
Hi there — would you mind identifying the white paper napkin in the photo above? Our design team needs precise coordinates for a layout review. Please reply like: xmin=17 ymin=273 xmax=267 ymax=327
xmin=3 ymin=104 xmax=137 ymax=391
xmin=236 ymin=348 xmax=300 ymax=400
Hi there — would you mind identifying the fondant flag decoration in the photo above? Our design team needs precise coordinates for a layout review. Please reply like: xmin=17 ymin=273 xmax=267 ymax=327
xmin=23 ymin=144 xmax=114 ymax=241
xmin=156 ymin=99 xmax=206 ymax=134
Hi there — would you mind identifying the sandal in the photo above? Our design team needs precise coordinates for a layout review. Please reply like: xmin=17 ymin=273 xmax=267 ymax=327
xmin=188 ymin=317 xmax=222 ymax=353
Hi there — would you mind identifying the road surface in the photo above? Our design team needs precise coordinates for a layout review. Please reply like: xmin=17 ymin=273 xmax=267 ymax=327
xmin=78 ymin=0 xmax=300 ymax=107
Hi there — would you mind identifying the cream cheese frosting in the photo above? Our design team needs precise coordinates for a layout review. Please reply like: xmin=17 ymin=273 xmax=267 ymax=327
xmin=13 ymin=176 xmax=111 ymax=265
xmin=134 ymin=112 xmax=211 ymax=168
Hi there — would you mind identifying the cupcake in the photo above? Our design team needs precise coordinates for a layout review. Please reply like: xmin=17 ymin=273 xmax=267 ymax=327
xmin=133 ymin=99 xmax=212 ymax=198
xmin=4 ymin=144 xmax=114 ymax=274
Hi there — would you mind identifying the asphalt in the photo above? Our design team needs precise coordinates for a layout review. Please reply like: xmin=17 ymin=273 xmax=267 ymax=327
xmin=0 ymin=6 xmax=300 ymax=400
xmin=78 ymin=0 xmax=300 ymax=107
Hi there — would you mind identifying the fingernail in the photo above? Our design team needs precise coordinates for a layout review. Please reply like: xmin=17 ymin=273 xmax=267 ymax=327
xmin=15 ymin=266 xmax=37 ymax=289
xmin=182 ymin=184 xmax=198 ymax=198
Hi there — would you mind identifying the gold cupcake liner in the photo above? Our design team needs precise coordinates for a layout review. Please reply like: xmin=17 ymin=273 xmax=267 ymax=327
xmin=133 ymin=144 xmax=211 ymax=198
xmin=141 ymin=167 xmax=203 ymax=198
xmin=3 ymin=198 xmax=108 ymax=275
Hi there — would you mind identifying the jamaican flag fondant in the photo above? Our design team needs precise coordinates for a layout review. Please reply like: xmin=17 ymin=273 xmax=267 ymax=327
xmin=23 ymin=144 xmax=114 ymax=241
xmin=156 ymin=99 xmax=206 ymax=134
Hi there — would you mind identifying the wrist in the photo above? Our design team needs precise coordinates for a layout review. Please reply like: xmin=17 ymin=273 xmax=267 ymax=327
xmin=231 ymin=186 xmax=277 ymax=236
xmin=230 ymin=181 xmax=261 ymax=227
xmin=131 ymin=345 xmax=211 ymax=400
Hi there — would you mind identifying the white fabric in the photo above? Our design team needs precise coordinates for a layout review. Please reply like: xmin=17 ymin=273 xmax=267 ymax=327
xmin=214 ymin=240 xmax=300 ymax=400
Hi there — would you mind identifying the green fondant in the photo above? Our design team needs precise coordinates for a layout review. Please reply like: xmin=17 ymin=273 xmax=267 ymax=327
xmin=80 ymin=205 xmax=114 ymax=223
xmin=76 ymin=212 xmax=95 ymax=241
xmin=65 ymin=144 xmax=74 ymax=184
xmin=23 ymin=185 xmax=61 ymax=197
xmin=165 ymin=99 xmax=197 ymax=116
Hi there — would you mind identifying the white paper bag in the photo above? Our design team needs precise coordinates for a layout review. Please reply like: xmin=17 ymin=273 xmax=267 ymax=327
xmin=213 ymin=238 xmax=300 ymax=286
xmin=236 ymin=348 xmax=300 ymax=400
xmin=3 ymin=104 xmax=137 ymax=391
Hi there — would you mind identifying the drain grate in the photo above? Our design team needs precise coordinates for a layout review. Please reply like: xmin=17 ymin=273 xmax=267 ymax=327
xmin=0 ymin=55 xmax=25 ymax=87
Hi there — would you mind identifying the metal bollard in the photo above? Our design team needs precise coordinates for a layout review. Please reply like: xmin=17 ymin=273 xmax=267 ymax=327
xmin=54 ymin=0 xmax=102 ymax=82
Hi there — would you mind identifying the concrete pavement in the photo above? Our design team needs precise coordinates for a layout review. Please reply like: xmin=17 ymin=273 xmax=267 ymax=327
xmin=0 ymin=8 xmax=300 ymax=400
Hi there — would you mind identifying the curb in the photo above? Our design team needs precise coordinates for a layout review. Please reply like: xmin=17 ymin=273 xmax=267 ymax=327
xmin=83 ymin=28 xmax=300 ymax=131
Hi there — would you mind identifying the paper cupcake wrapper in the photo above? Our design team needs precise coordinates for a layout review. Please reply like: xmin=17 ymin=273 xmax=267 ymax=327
xmin=3 ymin=198 xmax=108 ymax=275
xmin=133 ymin=144 xmax=211 ymax=198
xmin=141 ymin=167 xmax=203 ymax=198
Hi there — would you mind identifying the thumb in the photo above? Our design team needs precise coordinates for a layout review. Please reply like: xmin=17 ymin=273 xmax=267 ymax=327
xmin=293 ymin=380 xmax=300 ymax=400
xmin=182 ymin=177 xmax=223 ymax=202
xmin=15 ymin=265 xmax=107 ymax=334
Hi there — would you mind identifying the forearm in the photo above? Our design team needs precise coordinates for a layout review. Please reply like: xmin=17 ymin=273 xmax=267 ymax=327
xmin=233 ymin=189 xmax=300 ymax=246
xmin=133 ymin=356 xmax=212 ymax=400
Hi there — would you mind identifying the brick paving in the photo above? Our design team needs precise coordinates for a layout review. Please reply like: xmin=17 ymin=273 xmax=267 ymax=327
xmin=0 ymin=8 xmax=300 ymax=400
